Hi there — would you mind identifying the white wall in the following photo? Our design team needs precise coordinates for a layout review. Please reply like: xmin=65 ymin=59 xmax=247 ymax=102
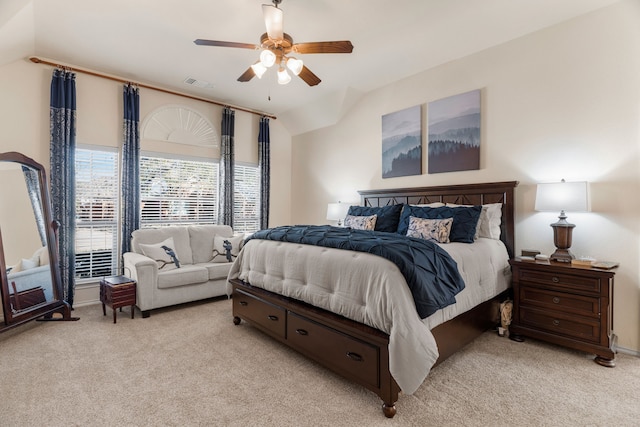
xmin=291 ymin=1 xmax=640 ymax=352
xmin=0 ymin=58 xmax=292 ymax=305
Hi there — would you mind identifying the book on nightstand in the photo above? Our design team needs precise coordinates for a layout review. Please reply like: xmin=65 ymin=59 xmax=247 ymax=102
xmin=571 ymin=258 xmax=595 ymax=267
xmin=591 ymin=261 xmax=619 ymax=270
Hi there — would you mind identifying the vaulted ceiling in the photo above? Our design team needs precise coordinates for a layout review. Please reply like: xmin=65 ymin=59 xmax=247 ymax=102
xmin=0 ymin=0 xmax=622 ymax=134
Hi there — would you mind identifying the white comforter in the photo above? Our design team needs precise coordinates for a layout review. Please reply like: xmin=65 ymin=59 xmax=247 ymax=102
xmin=227 ymin=237 xmax=511 ymax=394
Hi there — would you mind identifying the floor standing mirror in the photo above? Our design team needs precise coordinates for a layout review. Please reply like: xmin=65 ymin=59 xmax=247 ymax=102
xmin=0 ymin=151 xmax=76 ymax=332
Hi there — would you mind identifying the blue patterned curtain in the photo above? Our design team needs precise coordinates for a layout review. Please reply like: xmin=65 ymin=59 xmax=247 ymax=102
xmin=50 ymin=69 xmax=76 ymax=307
xmin=219 ymin=107 xmax=235 ymax=227
xmin=258 ymin=116 xmax=270 ymax=230
xmin=121 ymin=84 xmax=140 ymax=255
xmin=22 ymin=166 xmax=47 ymax=246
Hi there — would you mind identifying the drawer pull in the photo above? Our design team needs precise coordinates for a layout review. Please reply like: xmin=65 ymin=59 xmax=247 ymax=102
xmin=295 ymin=329 xmax=308 ymax=336
xmin=552 ymin=277 xmax=559 ymax=283
xmin=552 ymin=297 xmax=560 ymax=304
xmin=239 ymin=301 xmax=248 ymax=306
xmin=346 ymin=351 xmax=363 ymax=362
xmin=267 ymin=315 xmax=279 ymax=321
xmin=553 ymin=319 xmax=560 ymax=326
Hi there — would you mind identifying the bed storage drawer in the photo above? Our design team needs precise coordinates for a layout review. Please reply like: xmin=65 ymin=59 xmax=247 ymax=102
xmin=233 ymin=288 xmax=286 ymax=338
xmin=287 ymin=312 xmax=379 ymax=389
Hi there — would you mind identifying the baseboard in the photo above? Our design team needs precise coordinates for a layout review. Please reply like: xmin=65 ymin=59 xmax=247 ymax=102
xmin=616 ymin=345 xmax=640 ymax=358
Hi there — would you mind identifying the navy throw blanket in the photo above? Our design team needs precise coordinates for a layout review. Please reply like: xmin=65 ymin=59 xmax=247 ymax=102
xmin=246 ymin=225 xmax=465 ymax=319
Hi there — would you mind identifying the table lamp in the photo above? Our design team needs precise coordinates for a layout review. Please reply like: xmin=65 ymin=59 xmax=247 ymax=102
xmin=326 ymin=202 xmax=350 ymax=227
xmin=534 ymin=180 xmax=588 ymax=263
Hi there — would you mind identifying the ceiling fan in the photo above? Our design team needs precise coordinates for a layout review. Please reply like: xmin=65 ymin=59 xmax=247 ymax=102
xmin=194 ymin=0 xmax=353 ymax=86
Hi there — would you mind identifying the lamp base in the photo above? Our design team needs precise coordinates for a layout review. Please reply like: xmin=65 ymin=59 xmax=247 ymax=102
xmin=549 ymin=213 xmax=576 ymax=263
xmin=550 ymin=248 xmax=574 ymax=263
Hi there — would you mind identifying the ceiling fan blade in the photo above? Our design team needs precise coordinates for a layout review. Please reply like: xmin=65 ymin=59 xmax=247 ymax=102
xmin=194 ymin=39 xmax=259 ymax=50
xmin=298 ymin=66 xmax=321 ymax=86
xmin=262 ymin=4 xmax=284 ymax=40
xmin=291 ymin=41 xmax=354 ymax=54
xmin=237 ymin=66 xmax=256 ymax=82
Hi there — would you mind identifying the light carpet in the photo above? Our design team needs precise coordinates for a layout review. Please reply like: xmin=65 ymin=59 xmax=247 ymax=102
xmin=1 ymin=298 xmax=638 ymax=427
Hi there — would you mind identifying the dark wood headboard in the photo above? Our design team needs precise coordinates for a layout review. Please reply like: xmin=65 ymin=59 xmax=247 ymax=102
xmin=359 ymin=181 xmax=519 ymax=258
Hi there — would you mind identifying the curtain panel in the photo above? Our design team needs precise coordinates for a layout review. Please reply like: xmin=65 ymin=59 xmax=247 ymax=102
xmin=22 ymin=166 xmax=47 ymax=246
xmin=121 ymin=84 xmax=141 ymax=255
xmin=49 ymin=69 xmax=77 ymax=307
xmin=258 ymin=116 xmax=270 ymax=230
xmin=219 ymin=107 xmax=235 ymax=227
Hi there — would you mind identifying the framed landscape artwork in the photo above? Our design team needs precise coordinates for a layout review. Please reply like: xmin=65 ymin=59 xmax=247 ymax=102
xmin=428 ymin=89 xmax=480 ymax=174
xmin=381 ymin=105 xmax=422 ymax=179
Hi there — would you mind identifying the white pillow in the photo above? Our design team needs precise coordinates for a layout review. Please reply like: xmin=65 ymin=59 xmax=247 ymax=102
xmin=406 ymin=216 xmax=453 ymax=243
xmin=139 ymin=237 xmax=181 ymax=270
xmin=10 ymin=251 xmax=41 ymax=273
xmin=410 ymin=202 xmax=445 ymax=208
xmin=344 ymin=214 xmax=377 ymax=231
xmin=212 ymin=234 xmax=245 ymax=263
xmin=34 ymin=246 xmax=50 ymax=266
xmin=446 ymin=203 xmax=502 ymax=240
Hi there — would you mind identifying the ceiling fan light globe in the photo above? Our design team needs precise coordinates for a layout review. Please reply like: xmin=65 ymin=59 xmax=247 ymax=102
xmin=260 ymin=49 xmax=276 ymax=68
xmin=277 ymin=68 xmax=291 ymax=85
xmin=251 ymin=62 xmax=268 ymax=78
xmin=286 ymin=57 xmax=303 ymax=75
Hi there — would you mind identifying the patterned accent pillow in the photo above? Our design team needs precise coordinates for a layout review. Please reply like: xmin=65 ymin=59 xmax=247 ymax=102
xmin=139 ymin=237 xmax=181 ymax=270
xmin=406 ymin=216 xmax=453 ymax=243
xmin=212 ymin=234 xmax=245 ymax=263
xmin=397 ymin=204 xmax=482 ymax=243
xmin=344 ymin=214 xmax=377 ymax=231
xmin=347 ymin=204 xmax=402 ymax=233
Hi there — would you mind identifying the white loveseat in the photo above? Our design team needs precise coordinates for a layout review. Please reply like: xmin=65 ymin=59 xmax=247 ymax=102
xmin=123 ymin=225 xmax=242 ymax=317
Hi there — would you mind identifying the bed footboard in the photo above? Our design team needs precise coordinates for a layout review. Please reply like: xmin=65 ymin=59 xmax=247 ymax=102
xmin=230 ymin=279 xmax=401 ymax=418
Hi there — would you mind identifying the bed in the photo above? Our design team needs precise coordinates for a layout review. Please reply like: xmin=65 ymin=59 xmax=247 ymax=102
xmin=227 ymin=181 xmax=518 ymax=417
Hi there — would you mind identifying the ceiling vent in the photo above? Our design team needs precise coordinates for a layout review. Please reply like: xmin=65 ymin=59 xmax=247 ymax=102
xmin=183 ymin=77 xmax=214 ymax=89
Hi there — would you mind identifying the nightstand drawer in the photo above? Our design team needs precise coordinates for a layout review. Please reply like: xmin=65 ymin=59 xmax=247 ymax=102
xmin=518 ymin=269 xmax=601 ymax=294
xmin=519 ymin=306 xmax=600 ymax=343
xmin=520 ymin=287 xmax=600 ymax=318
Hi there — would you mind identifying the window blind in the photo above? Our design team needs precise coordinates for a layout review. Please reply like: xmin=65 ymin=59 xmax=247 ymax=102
xmin=140 ymin=155 xmax=219 ymax=227
xmin=75 ymin=148 xmax=119 ymax=279
xmin=233 ymin=163 xmax=260 ymax=234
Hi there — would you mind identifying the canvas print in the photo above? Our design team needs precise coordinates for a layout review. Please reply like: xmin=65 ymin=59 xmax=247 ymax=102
xmin=428 ymin=89 xmax=480 ymax=174
xmin=381 ymin=105 xmax=422 ymax=178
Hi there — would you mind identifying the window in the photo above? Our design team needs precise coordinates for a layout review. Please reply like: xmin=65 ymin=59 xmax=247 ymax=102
xmin=75 ymin=148 xmax=119 ymax=279
xmin=140 ymin=154 xmax=219 ymax=227
xmin=234 ymin=163 xmax=260 ymax=234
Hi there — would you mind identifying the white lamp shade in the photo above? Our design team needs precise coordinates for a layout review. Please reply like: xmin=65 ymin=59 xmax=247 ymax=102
xmin=250 ymin=62 xmax=267 ymax=78
xmin=535 ymin=181 xmax=589 ymax=212
xmin=286 ymin=57 xmax=303 ymax=75
xmin=277 ymin=67 xmax=291 ymax=85
xmin=326 ymin=202 xmax=350 ymax=221
xmin=259 ymin=49 xmax=276 ymax=68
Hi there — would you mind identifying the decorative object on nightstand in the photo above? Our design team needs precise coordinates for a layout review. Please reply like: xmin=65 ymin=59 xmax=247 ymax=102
xmin=508 ymin=258 xmax=617 ymax=367
xmin=100 ymin=275 xmax=137 ymax=324
xmin=326 ymin=202 xmax=350 ymax=227
xmin=534 ymin=179 xmax=589 ymax=263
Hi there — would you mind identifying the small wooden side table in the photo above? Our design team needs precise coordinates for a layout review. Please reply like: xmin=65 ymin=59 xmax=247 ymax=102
xmin=100 ymin=275 xmax=136 ymax=324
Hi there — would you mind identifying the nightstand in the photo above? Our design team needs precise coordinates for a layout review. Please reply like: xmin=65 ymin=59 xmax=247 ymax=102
xmin=100 ymin=275 xmax=137 ymax=324
xmin=508 ymin=258 xmax=616 ymax=367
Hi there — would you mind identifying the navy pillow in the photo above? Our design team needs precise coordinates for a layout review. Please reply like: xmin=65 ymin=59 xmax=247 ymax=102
xmin=347 ymin=204 xmax=403 ymax=233
xmin=397 ymin=205 xmax=482 ymax=243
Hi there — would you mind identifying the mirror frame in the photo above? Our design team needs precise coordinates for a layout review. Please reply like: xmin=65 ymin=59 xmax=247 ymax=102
xmin=0 ymin=151 xmax=75 ymax=332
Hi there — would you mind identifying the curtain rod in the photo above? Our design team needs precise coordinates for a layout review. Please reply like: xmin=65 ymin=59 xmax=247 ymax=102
xmin=29 ymin=56 xmax=277 ymax=120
